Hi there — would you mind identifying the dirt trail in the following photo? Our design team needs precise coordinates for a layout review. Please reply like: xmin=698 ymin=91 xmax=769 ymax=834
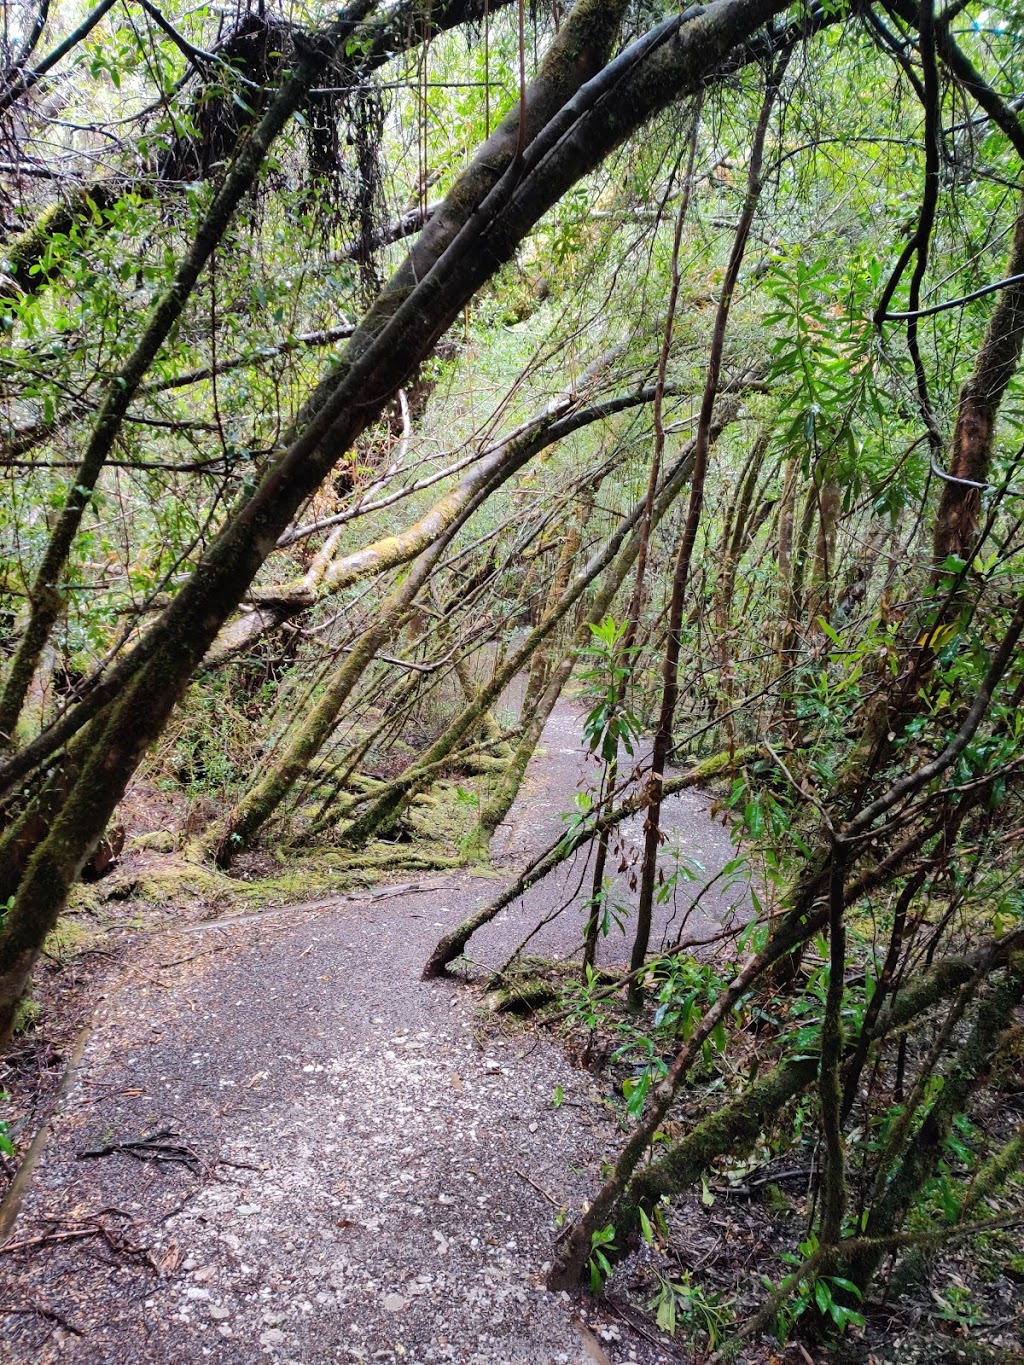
xmin=0 ymin=703 xmax=744 ymax=1363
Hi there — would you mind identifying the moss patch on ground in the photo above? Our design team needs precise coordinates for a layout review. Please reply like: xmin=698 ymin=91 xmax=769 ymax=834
xmin=44 ymin=913 xmax=106 ymax=963
xmin=71 ymin=839 xmax=462 ymax=927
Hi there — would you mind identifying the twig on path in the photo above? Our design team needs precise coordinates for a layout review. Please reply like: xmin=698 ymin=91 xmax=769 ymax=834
xmin=77 ymin=1128 xmax=204 ymax=1172
xmin=0 ymin=1301 xmax=83 ymax=1335
xmin=215 ymin=1157 xmax=266 ymax=1173
xmin=605 ymin=1297 xmax=665 ymax=1349
xmin=0 ymin=1226 xmax=98 ymax=1255
xmin=156 ymin=943 xmax=234 ymax=968
xmin=514 ymin=1167 xmax=560 ymax=1206
xmin=0 ymin=1212 xmax=150 ymax=1264
xmin=129 ymin=967 xmax=172 ymax=989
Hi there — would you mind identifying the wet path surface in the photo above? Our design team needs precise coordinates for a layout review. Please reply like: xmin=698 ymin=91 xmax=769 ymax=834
xmin=0 ymin=704 xmax=744 ymax=1364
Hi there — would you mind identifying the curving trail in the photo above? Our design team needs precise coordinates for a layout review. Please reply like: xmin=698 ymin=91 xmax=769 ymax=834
xmin=0 ymin=703 xmax=743 ymax=1363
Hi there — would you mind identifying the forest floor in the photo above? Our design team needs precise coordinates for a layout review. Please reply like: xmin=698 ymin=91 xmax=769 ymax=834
xmin=0 ymin=702 xmax=756 ymax=1364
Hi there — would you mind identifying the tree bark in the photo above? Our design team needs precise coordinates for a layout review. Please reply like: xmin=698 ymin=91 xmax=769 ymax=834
xmin=933 ymin=190 xmax=1024 ymax=567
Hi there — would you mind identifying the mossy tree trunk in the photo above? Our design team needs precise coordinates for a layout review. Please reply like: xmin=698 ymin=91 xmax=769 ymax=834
xmin=204 ymin=367 xmax=656 ymax=666
xmin=609 ymin=935 xmax=1022 ymax=1253
xmin=846 ymin=957 xmax=1024 ymax=1293
xmin=933 ymin=190 xmax=1024 ymax=569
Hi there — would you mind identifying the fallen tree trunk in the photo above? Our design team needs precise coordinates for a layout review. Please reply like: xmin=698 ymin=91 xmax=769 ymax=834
xmin=203 ymin=375 xmax=671 ymax=666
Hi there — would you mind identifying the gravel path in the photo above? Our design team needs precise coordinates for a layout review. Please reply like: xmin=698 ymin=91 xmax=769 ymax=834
xmin=0 ymin=704 xmax=744 ymax=1363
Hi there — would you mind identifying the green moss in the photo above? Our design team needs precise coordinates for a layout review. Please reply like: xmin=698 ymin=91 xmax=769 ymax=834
xmin=66 ymin=837 xmax=462 ymax=935
xmin=129 ymin=831 xmax=177 ymax=853
xmin=887 ymin=1245 xmax=929 ymax=1298
xmin=101 ymin=859 xmax=235 ymax=908
xmin=760 ymin=1182 xmax=795 ymax=1217
xmin=403 ymin=779 xmax=484 ymax=850
xmin=486 ymin=977 xmax=559 ymax=1015
xmin=44 ymin=915 xmax=102 ymax=960
xmin=240 ymin=846 xmax=460 ymax=903
xmin=992 ymin=1023 xmax=1024 ymax=1091
xmin=459 ymin=825 xmax=491 ymax=865
xmin=12 ymin=995 xmax=41 ymax=1034
xmin=483 ymin=957 xmax=573 ymax=1009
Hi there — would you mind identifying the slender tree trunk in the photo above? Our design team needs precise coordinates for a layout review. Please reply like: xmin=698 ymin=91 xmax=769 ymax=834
xmin=628 ymin=60 xmax=786 ymax=1002
xmin=775 ymin=473 xmax=817 ymax=743
xmin=715 ymin=432 xmax=768 ymax=745
xmin=585 ymin=122 xmax=702 ymax=972
xmin=775 ymin=451 xmax=797 ymax=642
xmin=464 ymin=494 xmax=594 ymax=859
xmin=809 ymin=458 xmax=841 ymax=622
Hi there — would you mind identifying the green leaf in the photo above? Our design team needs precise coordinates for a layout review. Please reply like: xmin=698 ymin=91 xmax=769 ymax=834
xmin=656 ymin=1289 xmax=676 ymax=1334
xmin=828 ymin=1277 xmax=862 ymax=1298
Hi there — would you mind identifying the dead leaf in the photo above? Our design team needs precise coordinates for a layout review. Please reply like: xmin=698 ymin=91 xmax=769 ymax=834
xmin=572 ymin=1318 xmax=611 ymax=1365
xmin=154 ymin=1242 xmax=182 ymax=1277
